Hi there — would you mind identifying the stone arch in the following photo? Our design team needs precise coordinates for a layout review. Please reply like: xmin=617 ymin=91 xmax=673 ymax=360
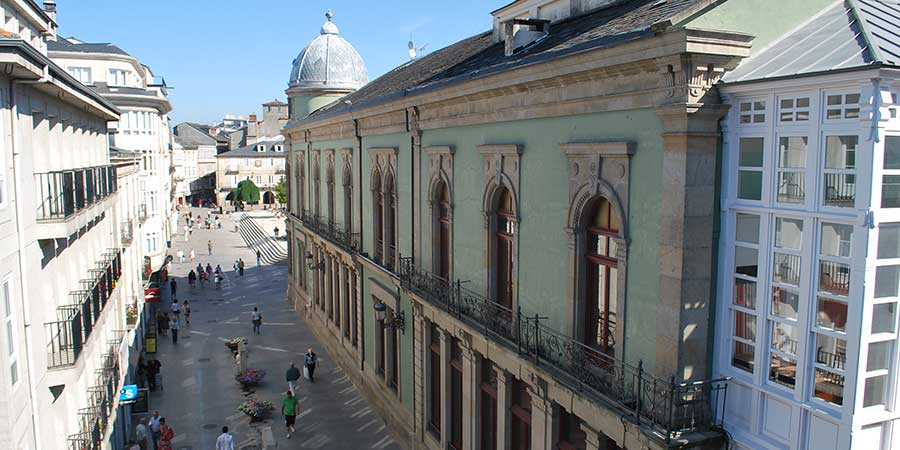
xmin=567 ymin=179 xmax=627 ymax=239
xmin=370 ymin=165 xmax=382 ymax=192
xmin=342 ymin=161 xmax=352 ymax=187
xmin=428 ymin=169 xmax=453 ymax=208
xmin=481 ymin=173 xmax=520 ymax=220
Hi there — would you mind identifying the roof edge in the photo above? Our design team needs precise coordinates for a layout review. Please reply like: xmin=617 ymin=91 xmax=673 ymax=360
xmin=846 ymin=0 xmax=883 ymax=62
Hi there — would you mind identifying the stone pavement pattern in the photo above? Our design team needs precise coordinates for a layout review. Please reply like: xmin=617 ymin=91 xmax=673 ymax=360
xmin=150 ymin=207 xmax=399 ymax=450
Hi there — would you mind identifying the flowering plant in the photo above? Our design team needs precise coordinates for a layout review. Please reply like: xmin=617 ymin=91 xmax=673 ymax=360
xmin=235 ymin=368 xmax=266 ymax=386
xmin=224 ymin=337 xmax=245 ymax=352
xmin=238 ymin=398 xmax=273 ymax=420
xmin=126 ymin=304 xmax=138 ymax=325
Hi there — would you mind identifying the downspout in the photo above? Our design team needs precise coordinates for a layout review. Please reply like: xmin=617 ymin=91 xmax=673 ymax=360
xmin=8 ymin=65 xmax=49 ymax=450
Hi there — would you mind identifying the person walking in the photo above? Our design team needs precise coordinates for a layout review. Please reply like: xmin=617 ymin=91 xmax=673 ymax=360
xmin=233 ymin=260 xmax=239 ymax=274
xmin=206 ymin=263 xmax=213 ymax=280
xmin=135 ymin=418 xmax=151 ymax=450
xmin=188 ymin=270 xmax=196 ymax=288
xmin=208 ymin=240 xmax=213 ymax=255
xmin=157 ymin=418 xmax=174 ymax=450
xmin=170 ymin=299 xmax=180 ymax=318
xmin=286 ymin=362 xmax=301 ymax=395
xmin=281 ymin=390 xmax=299 ymax=438
xmin=159 ymin=314 xmax=169 ymax=336
xmin=183 ymin=300 xmax=191 ymax=325
xmin=146 ymin=360 xmax=161 ymax=391
xmin=256 ymin=249 xmax=262 ymax=266
xmin=148 ymin=411 xmax=161 ymax=449
xmin=251 ymin=307 xmax=262 ymax=335
xmin=177 ymin=250 xmax=184 ymax=263
xmin=169 ymin=279 xmax=176 ymax=297
xmin=238 ymin=259 xmax=245 ymax=276
xmin=304 ymin=348 xmax=319 ymax=382
xmin=170 ymin=316 xmax=180 ymax=345
xmin=183 ymin=225 xmax=189 ymax=242
xmin=214 ymin=273 xmax=222 ymax=290
xmin=274 ymin=226 xmax=279 ymax=238
xmin=189 ymin=249 xmax=195 ymax=262
xmin=216 ymin=426 xmax=235 ymax=450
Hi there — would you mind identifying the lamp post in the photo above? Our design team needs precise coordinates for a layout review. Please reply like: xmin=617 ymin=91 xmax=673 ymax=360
xmin=305 ymin=252 xmax=324 ymax=270
xmin=373 ymin=301 xmax=405 ymax=335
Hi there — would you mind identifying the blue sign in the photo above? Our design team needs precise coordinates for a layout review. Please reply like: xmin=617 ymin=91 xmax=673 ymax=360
xmin=119 ymin=384 xmax=138 ymax=402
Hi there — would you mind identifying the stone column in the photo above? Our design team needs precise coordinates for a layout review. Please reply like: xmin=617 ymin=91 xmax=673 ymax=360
xmin=339 ymin=263 xmax=348 ymax=344
xmin=655 ymin=103 xmax=729 ymax=380
xmin=495 ymin=368 xmax=511 ymax=450
xmin=439 ymin=329 xmax=450 ymax=450
xmin=412 ymin=304 xmax=426 ymax=442
xmin=527 ymin=383 xmax=555 ymax=450
xmin=460 ymin=343 xmax=477 ymax=450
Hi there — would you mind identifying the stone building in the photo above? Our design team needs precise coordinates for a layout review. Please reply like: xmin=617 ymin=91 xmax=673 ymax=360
xmin=215 ymin=137 xmax=287 ymax=206
xmin=0 ymin=1 xmax=154 ymax=448
xmin=281 ymin=2 xmax=859 ymax=450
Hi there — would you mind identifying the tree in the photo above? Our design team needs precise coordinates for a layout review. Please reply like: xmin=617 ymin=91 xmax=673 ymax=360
xmin=274 ymin=177 xmax=287 ymax=205
xmin=228 ymin=179 xmax=261 ymax=205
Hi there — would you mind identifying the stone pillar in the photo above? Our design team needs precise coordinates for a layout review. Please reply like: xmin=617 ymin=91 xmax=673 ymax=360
xmin=527 ymin=383 xmax=555 ymax=450
xmin=355 ymin=267 xmax=364 ymax=370
xmin=495 ymin=368 xmax=511 ymax=450
xmin=339 ymin=263 xmax=348 ymax=344
xmin=324 ymin=253 xmax=333 ymax=322
xmin=460 ymin=343 xmax=477 ymax=450
xmin=439 ymin=329 xmax=450 ymax=450
xmin=412 ymin=304 xmax=426 ymax=442
xmin=654 ymin=103 xmax=729 ymax=380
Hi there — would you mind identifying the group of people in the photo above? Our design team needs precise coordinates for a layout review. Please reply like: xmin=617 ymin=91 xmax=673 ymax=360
xmin=129 ymin=410 xmax=174 ymax=450
xmin=188 ymin=262 xmax=225 ymax=289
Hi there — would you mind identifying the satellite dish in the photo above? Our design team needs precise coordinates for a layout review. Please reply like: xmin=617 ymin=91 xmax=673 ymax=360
xmin=408 ymin=34 xmax=428 ymax=59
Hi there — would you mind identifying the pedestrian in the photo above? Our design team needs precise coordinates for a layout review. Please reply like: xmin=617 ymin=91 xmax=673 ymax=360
xmin=148 ymin=411 xmax=161 ymax=449
xmin=208 ymin=240 xmax=213 ymax=255
xmin=159 ymin=313 xmax=169 ymax=336
xmin=274 ymin=226 xmax=279 ymax=237
xmin=304 ymin=348 xmax=319 ymax=382
xmin=215 ymin=264 xmax=222 ymax=275
xmin=251 ymin=307 xmax=262 ymax=335
xmin=169 ymin=279 xmax=176 ymax=297
xmin=216 ymin=218 xmax=221 ymax=230
xmin=233 ymin=260 xmax=239 ymax=274
xmin=183 ymin=226 xmax=189 ymax=242
xmin=177 ymin=250 xmax=184 ymax=263
xmin=256 ymin=249 xmax=262 ymax=266
xmin=189 ymin=249 xmax=195 ymax=262
xmin=146 ymin=360 xmax=161 ymax=391
xmin=135 ymin=418 xmax=150 ymax=450
xmin=171 ymin=299 xmax=180 ymax=318
xmin=286 ymin=362 xmax=301 ymax=395
xmin=156 ymin=312 xmax=165 ymax=335
xmin=137 ymin=354 xmax=148 ymax=388
xmin=281 ymin=390 xmax=299 ymax=438
xmin=206 ymin=264 xmax=213 ymax=280
xmin=214 ymin=273 xmax=222 ymax=290
xmin=157 ymin=418 xmax=174 ymax=450
xmin=238 ymin=258 xmax=245 ymax=276
xmin=188 ymin=270 xmax=196 ymax=288
xmin=216 ymin=426 xmax=235 ymax=450
xmin=196 ymin=263 xmax=203 ymax=275
xmin=183 ymin=300 xmax=191 ymax=325
xmin=171 ymin=316 xmax=180 ymax=345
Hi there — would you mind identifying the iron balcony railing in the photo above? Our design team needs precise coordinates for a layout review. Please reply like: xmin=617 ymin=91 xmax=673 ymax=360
xmin=46 ymin=305 xmax=83 ymax=368
xmin=300 ymin=212 xmax=360 ymax=252
xmin=398 ymin=257 xmax=730 ymax=442
xmin=120 ymin=220 xmax=134 ymax=245
xmin=35 ymin=165 xmax=117 ymax=221
xmin=137 ymin=204 xmax=148 ymax=223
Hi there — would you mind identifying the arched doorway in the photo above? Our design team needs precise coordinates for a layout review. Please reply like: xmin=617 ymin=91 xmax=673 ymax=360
xmin=263 ymin=191 xmax=276 ymax=205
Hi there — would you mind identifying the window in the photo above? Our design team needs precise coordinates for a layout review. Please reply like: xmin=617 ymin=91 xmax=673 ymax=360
xmin=428 ymin=324 xmax=441 ymax=437
xmin=768 ymin=217 xmax=803 ymax=389
xmin=731 ymin=213 xmax=760 ymax=373
xmin=2 ymin=278 xmax=17 ymax=386
xmin=314 ymin=161 xmax=321 ymax=217
xmin=480 ymin=361 xmax=498 ymax=450
xmin=67 ymin=66 xmax=92 ymax=84
xmin=108 ymin=69 xmax=127 ymax=86
xmin=739 ymin=100 xmax=766 ymax=124
xmin=434 ymin=180 xmax=451 ymax=281
xmin=510 ymin=379 xmax=531 ymax=450
xmin=582 ymin=196 xmax=619 ymax=355
xmin=823 ymin=136 xmax=857 ymax=208
xmin=737 ymin=137 xmax=764 ymax=201
xmin=867 ymin=225 xmax=900 ymax=409
xmin=825 ymin=93 xmax=860 ymax=120
xmin=327 ymin=163 xmax=335 ymax=226
xmin=776 ymin=136 xmax=807 ymax=204
xmin=557 ymin=409 xmax=587 ymax=450
xmin=373 ymin=170 xmax=383 ymax=263
xmin=779 ymin=96 xmax=810 ymax=122
xmin=384 ymin=174 xmax=397 ymax=269
xmin=343 ymin=164 xmax=352 ymax=235
xmin=882 ymin=137 xmax=900 ymax=208
xmin=493 ymin=187 xmax=515 ymax=309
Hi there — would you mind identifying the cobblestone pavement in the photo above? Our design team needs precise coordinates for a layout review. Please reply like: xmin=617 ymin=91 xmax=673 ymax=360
xmin=149 ymin=207 xmax=399 ymax=450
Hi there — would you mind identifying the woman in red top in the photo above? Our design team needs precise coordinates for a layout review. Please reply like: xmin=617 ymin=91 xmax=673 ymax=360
xmin=157 ymin=418 xmax=174 ymax=450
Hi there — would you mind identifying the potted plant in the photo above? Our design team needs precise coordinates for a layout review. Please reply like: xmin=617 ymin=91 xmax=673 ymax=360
xmin=126 ymin=304 xmax=138 ymax=325
xmin=238 ymin=398 xmax=273 ymax=421
xmin=235 ymin=368 xmax=266 ymax=387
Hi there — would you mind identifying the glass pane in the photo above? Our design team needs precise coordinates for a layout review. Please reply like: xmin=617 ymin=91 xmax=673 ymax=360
xmin=866 ymin=341 xmax=892 ymax=372
xmin=872 ymin=303 xmax=897 ymax=333
xmin=740 ymin=102 xmax=751 ymax=112
xmin=735 ymin=213 xmax=760 ymax=244
xmin=775 ymin=218 xmax=803 ymax=250
xmin=796 ymin=98 xmax=810 ymax=108
xmin=769 ymin=353 xmax=797 ymax=388
xmin=821 ymin=223 xmax=852 ymax=258
xmin=864 ymin=375 xmax=888 ymax=408
xmin=878 ymin=224 xmax=900 ymax=259
xmin=779 ymin=137 xmax=807 ymax=168
xmin=827 ymin=109 xmax=842 ymax=120
xmin=815 ymin=334 xmax=847 ymax=370
xmin=819 ymin=261 xmax=851 ymax=296
xmin=845 ymin=94 xmax=860 ymax=104
xmin=816 ymin=298 xmax=848 ymax=332
xmin=827 ymin=95 xmax=842 ymax=106
xmin=738 ymin=171 xmax=763 ymax=200
xmin=772 ymin=288 xmax=800 ymax=320
xmin=754 ymin=101 xmax=766 ymax=111
xmin=734 ymin=311 xmax=756 ymax=341
xmin=733 ymin=341 xmax=755 ymax=373
xmin=813 ymin=368 xmax=844 ymax=405
xmin=883 ymin=136 xmax=900 ymax=170
xmin=777 ymin=171 xmax=805 ymax=203
xmin=773 ymin=253 xmax=801 ymax=286
xmin=735 ymin=246 xmax=758 ymax=278
xmin=771 ymin=321 xmax=800 ymax=355
xmin=875 ymin=265 xmax=900 ymax=298
xmin=780 ymin=99 xmax=794 ymax=109
xmin=734 ymin=278 xmax=756 ymax=308
xmin=739 ymin=138 xmax=764 ymax=167
xmin=882 ymin=175 xmax=900 ymax=208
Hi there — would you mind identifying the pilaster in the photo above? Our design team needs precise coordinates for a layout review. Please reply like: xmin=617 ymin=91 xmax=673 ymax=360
xmin=439 ymin=328 xmax=450 ymax=450
xmin=527 ymin=380 xmax=555 ymax=450
xmin=495 ymin=367 xmax=511 ymax=450
xmin=355 ymin=266 xmax=364 ymax=370
xmin=460 ymin=340 xmax=477 ymax=450
xmin=339 ymin=263 xmax=348 ymax=343
xmin=412 ymin=303 xmax=426 ymax=442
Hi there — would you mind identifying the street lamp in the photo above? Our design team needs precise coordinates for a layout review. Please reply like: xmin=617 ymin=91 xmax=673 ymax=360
xmin=373 ymin=301 xmax=405 ymax=335
xmin=305 ymin=252 xmax=324 ymax=270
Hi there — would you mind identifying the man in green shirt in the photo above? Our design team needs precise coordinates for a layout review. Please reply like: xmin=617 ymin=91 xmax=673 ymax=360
xmin=281 ymin=390 xmax=299 ymax=438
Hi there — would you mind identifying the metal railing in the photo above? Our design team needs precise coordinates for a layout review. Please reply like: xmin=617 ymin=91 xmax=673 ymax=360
xmin=35 ymin=165 xmax=117 ymax=221
xmin=301 ymin=212 xmax=361 ymax=252
xmin=120 ymin=220 xmax=134 ymax=245
xmin=398 ymin=257 xmax=730 ymax=442
xmin=137 ymin=204 xmax=148 ymax=223
xmin=46 ymin=305 xmax=83 ymax=368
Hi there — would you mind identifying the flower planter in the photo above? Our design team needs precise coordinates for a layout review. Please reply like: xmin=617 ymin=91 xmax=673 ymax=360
xmin=235 ymin=368 xmax=266 ymax=387
xmin=238 ymin=398 xmax=273 ymax=421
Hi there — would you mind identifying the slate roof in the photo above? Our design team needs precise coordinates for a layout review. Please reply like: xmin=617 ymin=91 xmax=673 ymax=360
xmin=92 ymin=82 xmax=157 ymax=97
xmin=294 ymin=0 xmax=708 ymax=125
xmin=174 ymin=122 xmax=218 ymax=146
xmin=48 ymin=37 xmax=131 ymax=56
xmin=263 ymin=99 xmax=288 ymax=106
xmin=722 ymin=0 xmax=900 ymax=84
xmin=216 ymin=138 xmax=287 ymax=158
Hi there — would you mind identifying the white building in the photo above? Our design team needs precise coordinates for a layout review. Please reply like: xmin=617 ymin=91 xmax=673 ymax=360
xmin=172 ymin=140 xmax=198 ymax=206
xmin=714 ymin=2 xmax=900 ymax=449
xmin=0 ymin=1 xmax=152 ymax=449
xmin=173 ymin=122 xmax=218 ymax=205
xmin=49 ymin=34 xmax=176 ymax=270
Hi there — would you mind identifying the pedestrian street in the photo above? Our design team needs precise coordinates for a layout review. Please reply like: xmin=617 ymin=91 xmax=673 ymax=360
xmin=147 ymin=207 xmax=399 ymax=450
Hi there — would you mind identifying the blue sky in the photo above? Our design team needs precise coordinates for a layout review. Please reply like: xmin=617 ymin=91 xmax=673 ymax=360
xmin=55 ymin=0 xmax=495 ymax=124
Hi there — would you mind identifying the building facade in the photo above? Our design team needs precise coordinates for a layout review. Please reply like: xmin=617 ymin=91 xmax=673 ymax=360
xmin=215 ymin=137 xmax=286 ymax=206
xmin=711 ymin=2 xmax=900 ymax=449
xmin=279 ymin=3 xmax=829 ymax=449
xmin=0 ymin=1 xmax=154 ymax=449
xmin=173 ymin=122 xmax=218 ymax=205
xmin=48 ymin=35 xmax=176 ymax=271
xmin=171 ymin=140 xmax=198 ymax=206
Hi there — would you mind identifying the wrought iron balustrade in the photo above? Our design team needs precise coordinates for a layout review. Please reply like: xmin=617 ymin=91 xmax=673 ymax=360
xmin=397 ymin=257 xmax=730 ymax=442
xmin=46 ymin=305 xmax=83 ymax=368
xmin=35 ymin=165 xmax=118 ymax=222
xmin=138 ymin=204 xmax=148 ymax=223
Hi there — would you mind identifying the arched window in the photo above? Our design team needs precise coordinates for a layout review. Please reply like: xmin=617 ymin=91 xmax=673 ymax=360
xmin=327 ymin=161 xmax=335 ymax=227
xmin=493 ymin=187 xmax=515 ymax=309
xmin=297 ymin=157 xmax=305 ymax=213
xmin=434 ymin=180 xmax=451 ymax=281
xmin=384 ymin=173 xmax=397 ymax=270
xmin=582 ymin=196 xmax=620 ymax=355
xmin=372 ymin=169 xmax=383 ymax=263
xmin=313 ymin=160 xmax=321 ymax=217
xmin=343 ymin=164 xmax=352 ymax=234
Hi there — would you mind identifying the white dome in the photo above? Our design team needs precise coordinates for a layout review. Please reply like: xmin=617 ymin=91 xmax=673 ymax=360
xmin=289 ymin=10 xmax=368 ymax=91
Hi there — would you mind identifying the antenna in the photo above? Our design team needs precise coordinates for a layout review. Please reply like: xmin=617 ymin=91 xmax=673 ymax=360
xmin=407 ymin=33 xmax=428 ymax=60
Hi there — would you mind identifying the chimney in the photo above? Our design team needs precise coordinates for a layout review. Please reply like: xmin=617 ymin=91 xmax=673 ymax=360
xmin=249 ymin=114 xmax=257 ymax=122
xmin=504 ymin=18 xmax=549 ymax=56
xmin=43 ymin=1 xmax=58 ymax=41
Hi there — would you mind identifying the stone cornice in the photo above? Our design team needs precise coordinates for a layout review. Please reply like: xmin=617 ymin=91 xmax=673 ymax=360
xmin=368 ymin=146 xmax=399 ymax=155
xmin=560 ymin=142 xmax=635 ymax=157
xmin=424 ymin=145 xmax=454 ymax=155
xmin=478 ymin=144 xmax=522 ymax=155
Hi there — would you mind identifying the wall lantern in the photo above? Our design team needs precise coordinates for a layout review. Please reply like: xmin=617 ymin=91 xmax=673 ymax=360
xmin=373 ymin=301 xmax=405 ymax=335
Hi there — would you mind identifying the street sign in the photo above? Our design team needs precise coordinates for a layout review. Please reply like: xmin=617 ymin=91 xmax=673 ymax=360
xmin=119 ymin=384 xmax=138 ymax=402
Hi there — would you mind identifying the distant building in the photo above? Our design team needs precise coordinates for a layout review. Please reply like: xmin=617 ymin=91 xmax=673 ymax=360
xmin=215 ymin=137 xmax=287 ymax=206
xmin=173 ymin=122 xmax=218 ymax=205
